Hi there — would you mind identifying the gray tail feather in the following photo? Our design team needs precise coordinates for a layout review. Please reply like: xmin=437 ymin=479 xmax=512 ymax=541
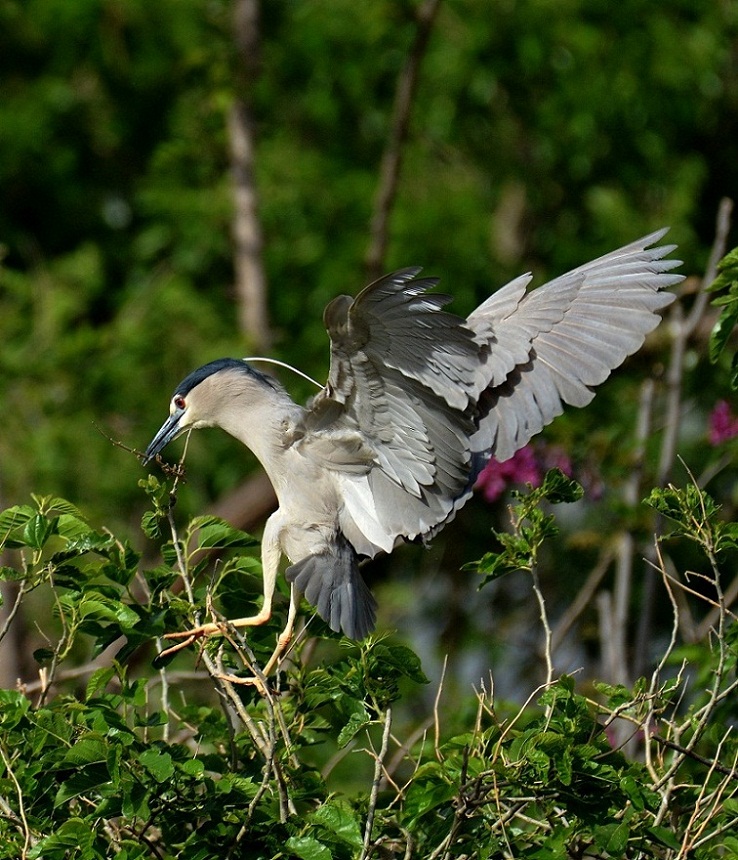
xmin=285 ymin=536 xmax=377 ymax=640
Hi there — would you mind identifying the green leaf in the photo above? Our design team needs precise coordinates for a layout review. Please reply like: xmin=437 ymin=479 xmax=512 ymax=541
xmin=48 ymin=498 xmax=86 ymax=518
xmin=555 ymin=747 xmax=573 ymax=786
xmin=620 ymin=774 xmax=646 ymax=811
xmin=0 ymin=505 xmax=35 ymax=534
xmin=310 ymin=800 xmax=364 ymax=850
xmin=191 ymin=516 xmax=257 ymax=549
xmin=0 ymin=689 xmax=31 ymax=727
xmin=139 ymin=748 xmax=175 ymax=783
xmin=123 ymin=779 xmax=151 ymax=819
xmin=285 ymin=836 xmax=332 ymax=860
xmin=0 ymin=565 xmax=25 ymax=581
xmin=709 ymin=300 xmax=738 ymax=363
xmin=539 ymin=468 xmax=584 ymax=503
xmin=28 ymin=818 xmax=96 ymax=858
xmin=375 ymin=644 xmax=430 ymax=685
xmin=86 ymin=666 xmax=117 ymax=700
xmin=141 ymin=510 xmax=162 ymax=540
xmin=58 ymin=736 xmax=108 ymax=767
xmin=22 ymin=514 xmax=58 ymax=549
xmin=337 ymin=709 xmax=371 ymax=747
xmin=708 ymin=246 xmax=738 ymax=291
xmin=54 ymin=762 xmax=111 ymax=807
xmin=594 ymin=821 xmax=630 ymax=854
xmin=78 ymin=594 xmax=140 ymax=630
xmin=403 ymin=762 xmax=457 ymax=824
xmin=54 ymin=514 xmax=94 ymax=541
xmin=724 ymin=797 xmax=738 ymax=815
xmin=646 ymin=825 xmax=681 ymax=851
xmin=181 ymin=758 xmax=206 ymax=777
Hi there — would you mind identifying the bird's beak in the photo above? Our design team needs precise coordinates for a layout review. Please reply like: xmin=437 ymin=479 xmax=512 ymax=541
xmin=143 ymin=413 xmax=184 ymax=465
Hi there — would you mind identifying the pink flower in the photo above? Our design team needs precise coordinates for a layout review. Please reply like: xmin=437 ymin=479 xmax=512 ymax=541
xmin=708 ymin=400 xmax=738 ymax=445
xmin=475 ymin=446 xmax=543 ymax=503
xmin=540 ymin=445 xmax=573 ymax=477
xmin=475 ymin=443 xmax=576 ymax=503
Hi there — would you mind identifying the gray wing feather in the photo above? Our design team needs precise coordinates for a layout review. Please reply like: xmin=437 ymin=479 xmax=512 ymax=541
xmin=285 ymin=536 xmax=377 ymax=639
xmin=469 ymin=229 xmax=681 ymax=462
xmin=296 ymin=230 xmax=681 ymax=559
xmin=299 ymin=269 xmax=481 ymax=552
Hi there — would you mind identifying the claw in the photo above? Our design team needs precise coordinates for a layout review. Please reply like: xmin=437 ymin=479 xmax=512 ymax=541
xmin=157 ymin=622 xmax=224 ymax=660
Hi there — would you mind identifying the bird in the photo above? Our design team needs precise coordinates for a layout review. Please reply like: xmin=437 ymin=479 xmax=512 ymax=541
xmin=144 ymin=229 xmax=682 ymax=667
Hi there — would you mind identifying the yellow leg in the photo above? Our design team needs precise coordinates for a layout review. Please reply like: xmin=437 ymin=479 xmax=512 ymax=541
xmin=160 ymin=513 xmax=283 ymax=657
xmin=257 ymin=583 xmax=301 ymax=676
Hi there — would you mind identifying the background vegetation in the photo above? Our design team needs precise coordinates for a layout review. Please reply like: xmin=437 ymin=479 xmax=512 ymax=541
xmin=1 ymin=0 xmax=738 ymax=856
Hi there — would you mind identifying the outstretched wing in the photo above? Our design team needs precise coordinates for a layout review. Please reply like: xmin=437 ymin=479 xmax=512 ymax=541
xmin=293 ymin=231 xmax=681 ymax=558
xmin=468 ymin=229 xmax=683 ymax=462
xmin=295 ymin=269 xmax=484 ymax=556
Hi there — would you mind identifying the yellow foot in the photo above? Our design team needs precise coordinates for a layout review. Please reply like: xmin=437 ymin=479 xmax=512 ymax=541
xmin=164 ymin=621 xmax=225 ymax=640
xmin=157 ymin=623 xmax=225 ymax=659
xmin=213 ymin=672 xmax=276 ymax=697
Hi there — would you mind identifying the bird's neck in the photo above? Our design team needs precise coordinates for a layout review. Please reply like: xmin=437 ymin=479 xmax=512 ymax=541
xmin=215 ymin=382 xmax=302 ymax=474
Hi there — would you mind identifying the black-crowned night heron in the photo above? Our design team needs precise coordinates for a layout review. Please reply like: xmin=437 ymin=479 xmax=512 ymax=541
xmin=145 ymin=230 xmax=681 ymax=664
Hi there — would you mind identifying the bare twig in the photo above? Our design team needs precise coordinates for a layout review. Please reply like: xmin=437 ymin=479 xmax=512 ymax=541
xmin=652 ymin=734 xmax=737 ymax=782
xmin=550 ymin=546 xmax=614 ymax=654
xmin=606 ymin=379 xmax=654 ymax=691
xmin=644 ymin=541 xmax=681 ymax=785
xmin=696 ymin=570 xmax=738 ymax=640
xmin=0 ymin=744 xmax=35 ymax=857
xmin=364 ymin=0 xmax=442 ymax=280
xmin=433 ymin=653 xmax=448 ymax=762
xmin=383 ymin=716 xmax=433 ymax=786
xmin=530 ymin=564 xmax=554 ymax=687
xmin=427 ymin=746 xmax=471 ymax=860
xmin=635 ymin=198 xmax=733 ymax=672
xmin=361 ymin=708 xmax=393 ymax=860
xmin=677 ymin=733 xmax=736 ymax=857
xmin=0 ymin=580 xmax=29 ymax=650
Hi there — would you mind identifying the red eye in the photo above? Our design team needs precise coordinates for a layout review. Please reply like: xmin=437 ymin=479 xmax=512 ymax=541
xmin=173 ymin=395 xmax=186 ymax=410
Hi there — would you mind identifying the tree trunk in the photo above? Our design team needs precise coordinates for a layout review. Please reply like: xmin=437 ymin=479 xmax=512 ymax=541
xmin=229 ymin=0 xmax=270 ymax=351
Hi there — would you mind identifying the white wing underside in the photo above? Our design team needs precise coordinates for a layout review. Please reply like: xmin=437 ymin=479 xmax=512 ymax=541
xmin=295 ymin=230 xmax=682 ymax=558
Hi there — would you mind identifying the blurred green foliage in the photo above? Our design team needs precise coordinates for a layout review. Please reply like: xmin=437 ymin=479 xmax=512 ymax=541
xmin=2 ymin=0 xmax=738 ymax=735
xmin=1 ymin=0 xmax=737 ymax=528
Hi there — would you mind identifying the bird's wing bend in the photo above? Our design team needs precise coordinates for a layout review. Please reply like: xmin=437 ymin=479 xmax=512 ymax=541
xmin=467 ymin=228 xmax=683 ymax=462
xmin=297 ymin=269 xmax=484 ymax=555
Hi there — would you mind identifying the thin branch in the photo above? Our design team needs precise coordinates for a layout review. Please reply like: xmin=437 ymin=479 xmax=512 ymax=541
xmin=696 ymin=569 xmax=738 ymax=640
xmin=550 ymin=546 xmax=614 ymax=653
xmin=364 ymin=0 xmax=442 ymax=280
xmin=0 ymin=579 xmax=29 ymax=648
xmin=635 ymin=198 xmax=733 ymax=672
xmin=434 ymin=653 xmax=448 ymax=762
xmin=427 ymin=746 xmax=471 ymax=860
xmin=652 ymin=734 xmax=737 ymax=782
xmin=677 ymin=733 xmax=736 ymax=858
xmin=645 ymin=541 xmax=681 ymax=785
xmin=383 ymin=716 xmax=433 ymax=786
xmin=530 ymin=564 xmax=554 ymax=687
xmin=0 ymin=745 xmax=34 ymax=857
xmin=602 ymin=379 xmax=653 ymax=691
xmin=360 ymin=708 xmax=393 ymax=860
